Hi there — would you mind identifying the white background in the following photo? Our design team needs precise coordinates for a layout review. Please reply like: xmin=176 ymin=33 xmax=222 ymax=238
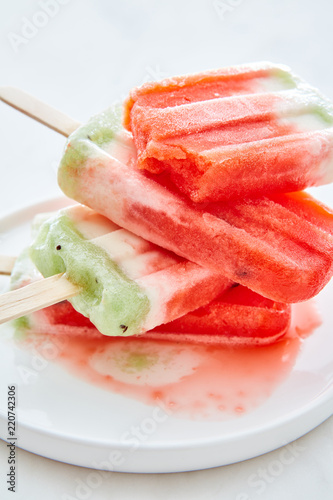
xmin=1 ymin=0 xmax=333 ymax=498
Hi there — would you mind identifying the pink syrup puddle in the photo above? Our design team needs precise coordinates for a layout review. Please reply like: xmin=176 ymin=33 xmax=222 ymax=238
xmin=16 ymin=300 xmax=321 ymax=421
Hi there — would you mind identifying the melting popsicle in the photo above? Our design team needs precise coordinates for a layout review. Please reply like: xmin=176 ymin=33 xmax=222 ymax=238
xmin=10 ymin=250 xmax=291 ymax=345
xmin=29 ymin=205 xmax=231 ymax=336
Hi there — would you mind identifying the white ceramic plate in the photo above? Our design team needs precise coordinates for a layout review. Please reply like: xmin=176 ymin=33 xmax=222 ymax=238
xmin=0 ymin=197 xmax=333 ymax=473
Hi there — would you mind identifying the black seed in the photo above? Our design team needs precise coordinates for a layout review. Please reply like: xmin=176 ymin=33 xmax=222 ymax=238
xmin=120 ymin=324 xmax=128 ymax=333
xmin=236 ymin=269 xmax=249 ymax=278
xmin=56 ymin=245 xmax=62 ymax=250
xmin=87 ymin=134 xmax=92 ymax=140
xmin=95 ymin=278 xmax=98 ymax=283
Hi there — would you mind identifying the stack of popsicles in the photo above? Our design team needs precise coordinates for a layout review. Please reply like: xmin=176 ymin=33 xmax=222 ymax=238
xmin=7 ymin=62 xmax=333 ymax=344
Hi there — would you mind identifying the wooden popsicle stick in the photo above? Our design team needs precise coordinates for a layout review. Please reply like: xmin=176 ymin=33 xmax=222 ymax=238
xmin=0 ymin=86 xmax=81 ymax=137
xmin=0 ymin=90 xmax=87 ymax=324
xmin=0 ymin=90 xmax=84 ymax=324
xmin=0 ymin=256 xmax=16 ymax=276
xmin=0 ymin=273 xmax=79 ymax=325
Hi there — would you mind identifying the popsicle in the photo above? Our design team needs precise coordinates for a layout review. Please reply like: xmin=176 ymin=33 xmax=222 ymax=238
xmin=10 ymin=251 xmax=291 ymax=345
xmin=148 ymin=286 xmax=291 ymax=345
xmin=124 ymin=62 xmax=333 ymax=202
xmin=57 ymin=106 xmax=333 ymax=303
xmin=28 ymin=205 xmax=231 ymax=337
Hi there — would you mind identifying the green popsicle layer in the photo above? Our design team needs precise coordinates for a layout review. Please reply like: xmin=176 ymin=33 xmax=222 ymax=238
xmin=60 ymin=105 xmax=123 ymax=171
xmin=30 ymin=211 xmax=150 ymax=337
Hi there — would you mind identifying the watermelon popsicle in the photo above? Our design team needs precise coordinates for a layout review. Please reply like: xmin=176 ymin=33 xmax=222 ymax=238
xmin=148 ymin=286 xmax=291 ymax=345
xmin=124 ymin=62 xmax=333 ymax=202
xmin=10 ymin=251 xmax=291 ymax=346
xmin=28 ymin=205 xmax=231 ymax=337
xmin=58 ymin=106 xmax=333 ymax=303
